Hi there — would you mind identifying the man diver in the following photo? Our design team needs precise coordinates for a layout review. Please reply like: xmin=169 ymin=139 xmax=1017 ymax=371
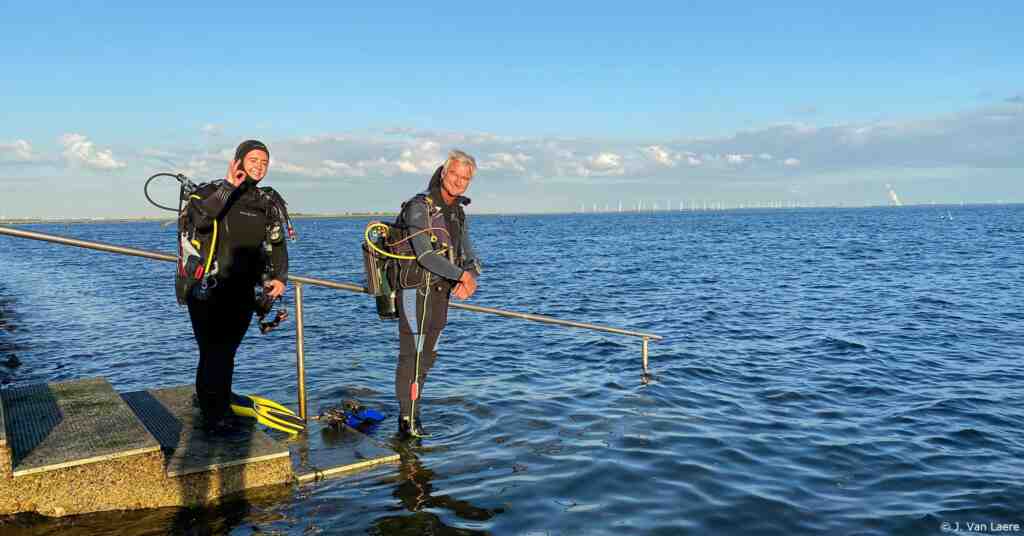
xmin=391 ymin=149 xmax=482 ymax=439
xmin=185 ymin=140 xmax=289 ymax=431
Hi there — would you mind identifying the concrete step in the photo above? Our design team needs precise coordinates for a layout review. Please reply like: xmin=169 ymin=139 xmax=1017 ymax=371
xmin=0 ymin=377 xmax=161 ymax=477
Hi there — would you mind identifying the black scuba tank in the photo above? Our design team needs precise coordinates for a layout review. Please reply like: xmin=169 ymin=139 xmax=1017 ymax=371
xmin=176 ymin=182 xmax=221 ymax=304
xmin=362 ymin=221 xmax=398 ymax=320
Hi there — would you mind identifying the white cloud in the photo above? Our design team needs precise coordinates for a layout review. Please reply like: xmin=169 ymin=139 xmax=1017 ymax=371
xmin=0 ymin=140 xmax=39 ymax=162
xmin=645 ymin=145 xmax=676 ymax=167
xmin=60 ymin=133 xmax=126 ymax=170
xmin=397 ymin=159 xmax=419 ymax=173
xmin=123 ymin=102 xmax=1024 ymax=192
xmin=142 ymin=148 xmax=177 ymax=159
xmin=482 ymin=152 xmax=532 ymax=172
xmin=725 ymin=154 xmax=750 ymax=164
xmin=590 ymin=152 xmax=623 ymax=172
xmin=324 ymin=159 xmax=360 ymax=174
xmin=201 ymin=123 xmax=223 ymax=136
xmin=396 ymin=141 xmax=444 ymax=174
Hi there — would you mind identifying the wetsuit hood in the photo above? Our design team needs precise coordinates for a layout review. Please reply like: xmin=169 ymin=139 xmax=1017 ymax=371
xmin=235 ymin=139 xmax=270 ymax=162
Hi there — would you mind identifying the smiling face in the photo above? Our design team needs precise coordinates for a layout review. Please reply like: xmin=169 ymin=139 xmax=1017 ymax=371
xmin=441 ymin=160 xmax=474 ymax=199
xmin=241 ymin=149 xmax=269 ymax=181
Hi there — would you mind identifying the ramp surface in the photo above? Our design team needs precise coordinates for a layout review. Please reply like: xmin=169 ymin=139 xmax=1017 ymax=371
xmin=1 ymin=378 xmax=160 ymax=477
xmin=122 ymin=385 xmax=290 ymax=477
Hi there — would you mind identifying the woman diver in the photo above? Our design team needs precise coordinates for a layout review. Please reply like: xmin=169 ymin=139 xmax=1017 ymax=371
xmin=184 ymin=140 xmax=289 ymax=431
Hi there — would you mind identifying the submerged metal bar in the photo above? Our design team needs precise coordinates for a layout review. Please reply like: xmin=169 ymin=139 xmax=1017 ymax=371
xmin=294 ymin=283 xmax=307 ymax=421
xmin=295 ymin=454 xmax=401 ymax=484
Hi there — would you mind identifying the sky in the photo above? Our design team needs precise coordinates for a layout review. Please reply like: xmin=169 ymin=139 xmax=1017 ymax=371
xmin=1 ymin=2 xmax=1022 ymax=218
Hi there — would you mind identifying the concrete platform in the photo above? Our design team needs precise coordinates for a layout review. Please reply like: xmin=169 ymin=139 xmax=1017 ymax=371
xmin=0 ymin=378 xmax=401 ymax=517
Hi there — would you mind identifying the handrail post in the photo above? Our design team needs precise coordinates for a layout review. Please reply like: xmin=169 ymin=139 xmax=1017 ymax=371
xmin=642 ymin=337 xmax=650 ymax=384
xmin=294 ymin=282 xmax=307 ymax=421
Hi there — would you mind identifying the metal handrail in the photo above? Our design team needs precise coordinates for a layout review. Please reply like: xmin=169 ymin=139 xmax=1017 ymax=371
xmin=0 ymin=225 xmax=663 ymax=418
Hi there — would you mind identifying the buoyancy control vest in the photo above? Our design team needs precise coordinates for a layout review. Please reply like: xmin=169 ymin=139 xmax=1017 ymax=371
xmin=175 ymin=179 xmax=295 ymax=304
xmin=390 ymin=192 xmax=467 ymax=289
xmin=361 ymin=190 xmax=475 ymax=320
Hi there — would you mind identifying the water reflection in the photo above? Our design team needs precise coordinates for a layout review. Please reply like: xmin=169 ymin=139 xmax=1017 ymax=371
xmin=0 ymin=484 xmax=292 ymax=536
xmin=371 ymin=447 xmax=501 ymax=535
xmin=0 ymin=294 xmax=23 ymax=387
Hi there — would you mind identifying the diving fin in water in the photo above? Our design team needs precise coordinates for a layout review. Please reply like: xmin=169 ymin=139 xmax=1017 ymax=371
xmin=230 ymin=392 xmax=305 ymax=435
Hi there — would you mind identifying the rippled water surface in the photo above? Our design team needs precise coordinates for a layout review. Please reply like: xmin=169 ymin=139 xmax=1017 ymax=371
xmin=1 ymin=206 xmax=1023 ymax=535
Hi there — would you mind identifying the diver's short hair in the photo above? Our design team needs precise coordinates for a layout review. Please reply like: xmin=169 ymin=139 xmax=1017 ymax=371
xmin=443 ymin=149 xmax=477 ymax=175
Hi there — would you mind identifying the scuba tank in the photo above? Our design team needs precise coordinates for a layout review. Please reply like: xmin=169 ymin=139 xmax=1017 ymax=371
xmin=362 ymin=221 xmax=399 ymax=320
xmin=175 ymin=180 xmax=220 ymax=304
xmin=143 ymin=171 xmax=218 ymax=305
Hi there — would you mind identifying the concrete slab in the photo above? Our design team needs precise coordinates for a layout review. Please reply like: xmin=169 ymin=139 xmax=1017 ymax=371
xmin=0 ymin=381 xmax=293 ymax=517
xmin=1 ymin=378 xmax=160 ymax=477
xmin=121 ymin=386 xmax=290 ymax=477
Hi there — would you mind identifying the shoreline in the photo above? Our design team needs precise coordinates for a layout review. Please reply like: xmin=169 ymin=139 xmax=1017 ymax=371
xmin=0 ymin=213 xmax=399 ymax=225
xmin=0 ymin=203 xmax=1017 ymax=226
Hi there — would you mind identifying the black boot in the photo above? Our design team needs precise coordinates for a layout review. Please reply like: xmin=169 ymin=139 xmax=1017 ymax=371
xmin=398 ymin=416 xmax=429 ymax=440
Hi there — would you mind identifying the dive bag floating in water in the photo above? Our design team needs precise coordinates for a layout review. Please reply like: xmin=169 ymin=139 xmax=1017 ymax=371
xmin=318 ymin=400 xmax=386 ymax=431
xmin=230 ymin=392 xmax=305 ymax=435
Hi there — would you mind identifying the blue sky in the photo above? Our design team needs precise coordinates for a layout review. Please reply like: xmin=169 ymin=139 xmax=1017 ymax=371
xmin=2 ymin=3 xmax=1022 ymax=217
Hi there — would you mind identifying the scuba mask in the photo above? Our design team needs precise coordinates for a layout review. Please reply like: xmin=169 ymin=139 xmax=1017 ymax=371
xmin=255 ymin=289 xmax=289 ymax=334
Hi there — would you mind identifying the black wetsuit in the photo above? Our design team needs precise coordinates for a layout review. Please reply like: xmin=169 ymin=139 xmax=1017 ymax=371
xmin=186 ymin=180 xmax=288 ymax=423
xmin=394 ymin=167 xmax=481 ymax=421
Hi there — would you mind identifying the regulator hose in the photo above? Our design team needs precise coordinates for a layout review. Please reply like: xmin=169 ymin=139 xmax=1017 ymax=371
xmin=364 ymin=222 xmax=416 ymax=260
xmin=144 ymin=172 xmax=193 ymax=213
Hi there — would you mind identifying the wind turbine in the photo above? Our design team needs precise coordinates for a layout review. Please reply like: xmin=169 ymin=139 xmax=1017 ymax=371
xmin=886 ymin=184 xmax=903 ymax=206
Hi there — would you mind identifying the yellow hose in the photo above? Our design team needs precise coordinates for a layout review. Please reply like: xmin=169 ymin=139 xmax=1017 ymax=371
xmin=364 ymin=222 xmax=416 ymax=260
xmin=189 ymin=194 xmax=219 ymax=275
